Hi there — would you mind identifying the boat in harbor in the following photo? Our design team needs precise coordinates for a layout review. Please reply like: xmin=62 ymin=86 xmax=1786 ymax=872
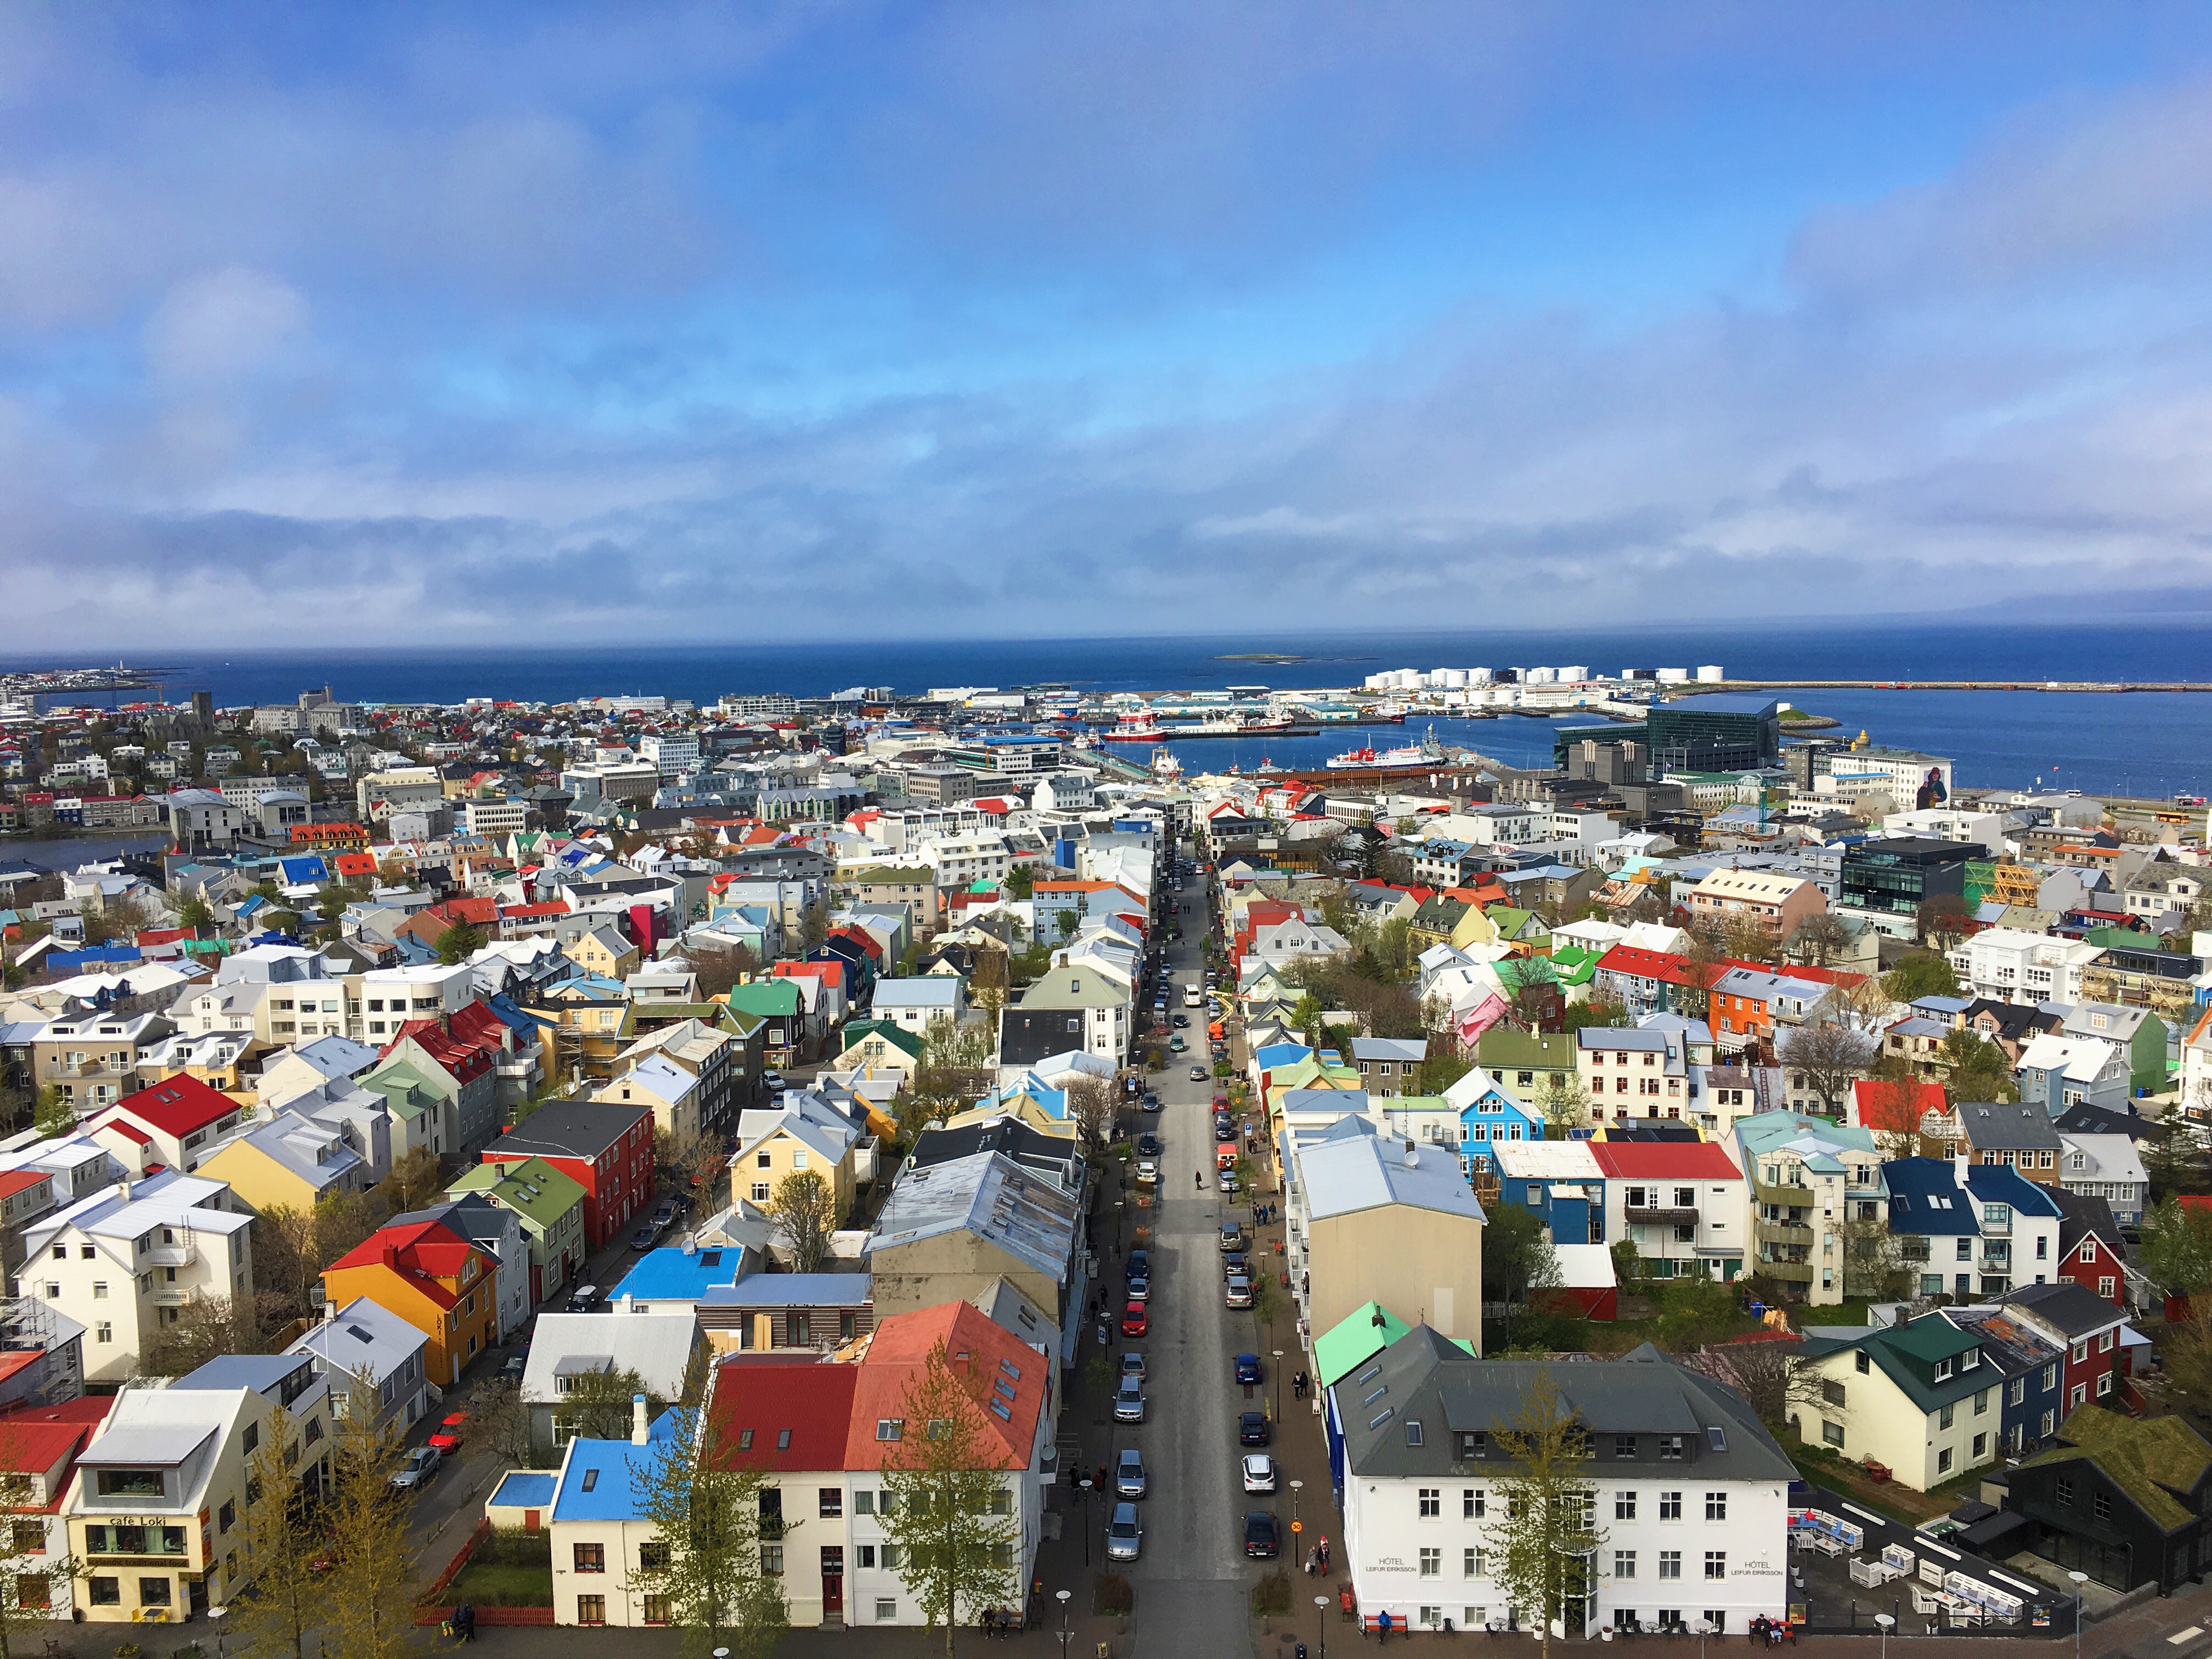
xmin=1149 ymin=746 xmax=1182 ymax=777
xmin=1324 ymin=726 xmax=1449 ymax=770
xmin=1097 ymin=712 xmax=1166 ymax=742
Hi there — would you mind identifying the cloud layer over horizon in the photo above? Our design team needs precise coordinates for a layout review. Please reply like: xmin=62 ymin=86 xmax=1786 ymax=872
xmin=4 ymin=3 xmax=2212 ymax=648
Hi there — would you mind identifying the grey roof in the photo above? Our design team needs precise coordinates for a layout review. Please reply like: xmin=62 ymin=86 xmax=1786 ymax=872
xmin=2000 ymin=1280 xmax=2124 ymax=1339
xmin=521 ymin=1311 xmax=702 ymax=1406
xmin=286 ymin=1296 xmax=427 ymax=1386
xmin=1577 ymin=1026 xmax=1676 ymax=1053
xmin=699 ymin=1272 xmax=872 ymax=1309
xmin=1300 ymin=1133 xmax=1486 ymax=1224
xmin=1956 ymin=1101 xmax=2063 ymax=1152
xmin=1351 ymin=1037 xmax=1429 ymax=1064
xmin=871 ymin=1147 xmax=1080 ymax=1284
xmin=1338 ymin=1329 xmax=1794 ymax=1483
xmin=871 ymin=977 xmax=960 ymax=1007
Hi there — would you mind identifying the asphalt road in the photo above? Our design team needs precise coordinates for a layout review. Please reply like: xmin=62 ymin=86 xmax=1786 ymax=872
xmin=1116 ymin=875 xmax=1272 ymax=1655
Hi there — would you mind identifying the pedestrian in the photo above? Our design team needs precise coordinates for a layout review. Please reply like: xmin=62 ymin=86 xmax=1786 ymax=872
xmin=1378 ymin=1609 xmax=1392 ymax=1645
xmin=1196 ymin=1170 xmax=1204 ymax=1190
xmin=1097 ymin=1463 xmax=1108 ymax=1492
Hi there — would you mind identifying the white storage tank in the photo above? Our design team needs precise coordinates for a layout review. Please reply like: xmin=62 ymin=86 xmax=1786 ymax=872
xmin=1470 ymin=667 xmax=1493 ymax=684
xmin=1656 ymin=667 xmax=1690 ymax=683
xmin=1437 ymin=668 xmax=1468 ymax=689
xmin=1557 ymin=665 xmax=1590 ymax=684
xmin=1696 ymin=664 xmax=1726 ymax=682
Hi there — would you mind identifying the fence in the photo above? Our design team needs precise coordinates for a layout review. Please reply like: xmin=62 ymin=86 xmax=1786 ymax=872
xmin=413 ymin=1516 xmax=560 ymax=1628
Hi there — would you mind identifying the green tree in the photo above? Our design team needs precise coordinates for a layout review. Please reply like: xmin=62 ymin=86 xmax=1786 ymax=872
xmin=1416 ymin=1050 xmax=1472 ymax=1096
xmin=1882 ymin=950 xmax=1960 ymax=1003
xmin=434 ymin=920 xmax=486 ymax=964
xmin=878 ymin=1341 xmax=1021 ymax=1656
xmin=1482 ymin=1204 xmax=1562 ymax=1311
xmin=1937 ymin=1028 xmax=2016 ymax=1103
xmin=623 ymin=1425 xmax=753 ymax=1650
xmin=1002 ymin=865 xmax=1034 ymax=900
xmin=2140 ymin=1197 xmax=2212 ymax=1308
xmin=1531 ymin=1071 xmax=1594 ymax=1140
xmin=320 ymin=1404 xmax=415 ymax=1659
xmin=767 ymin=1168 xmax=838 ymax=1273
xmin=552 ymin=1364 xmax=654 ymax=1447
xmin=32 ymin=1086 xmax=75 ymax=1139
xmin=223 ymin=1404 xmax=319 ymax=1659
xmin=1559 ymin=996 xmax=1630 ymax=1033
xmin=1481 ymin=1370 xmax=1606 ymax=1659
xmin=178 ymin=896 xmax=215 ymax=935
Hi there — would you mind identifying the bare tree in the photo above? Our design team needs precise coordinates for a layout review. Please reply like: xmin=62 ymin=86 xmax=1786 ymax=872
xmin=1779 ymin=1020 xmax=1876 ymax=1118
xmin=767 ymin=1168 xmax=838 ymax=1272
xmin=1062 ymin=1076 xmax=1118 ymax=1152
xmin=1790 ymin=912 xmax=1850 ymax=969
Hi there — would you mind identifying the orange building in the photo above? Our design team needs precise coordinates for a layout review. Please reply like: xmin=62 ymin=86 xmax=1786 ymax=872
xmin=322 ymin=1217 xmax=500 ymax=1387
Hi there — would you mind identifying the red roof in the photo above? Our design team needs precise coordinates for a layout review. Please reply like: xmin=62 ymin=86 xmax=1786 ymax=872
xmin=135 ymin=928 xmax=190 ymax=947
xmin=707 ymin=1359 xmax=859 ymax=1471
xmin=431 ymin=896 xmax=499 ymax=927
xmin=843 ymin=1303 xmax=1044 ymax=1471
xmin=1589 ymin=1141 xmax=1743 ymax=1180
xmin=384 ymin=1018 xmax=496 ymax=1084
xmin=448 ymin=1001 xmax=511 ymax=1052
xmin=333 ymin=852 xmax=379 ymax=877
xmin=326 ymin=1218 xmax=486 ymax=1306
xmin=1851 ymin=1079 xmax=1946 ymax=1133
xmin=0 ymin=1169 xmax=52 ymax=1203
xmin=826 ymin=926 xmax=884 ymax=961
xmin=0 ymin=1395 xmax=114 ymax=1491
xmin=108 ymin=1075 xmax=235 ymax=1138
xmin=774 ymin=961 xmax=845 ymax=991
xmin=499 ymin=901 xmax=569 ymax=919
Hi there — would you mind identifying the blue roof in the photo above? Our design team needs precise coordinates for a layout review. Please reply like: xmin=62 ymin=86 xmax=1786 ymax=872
xmin=550 ymin=1414 xmax=679 ymax=1522
xmin=1252 ymin=1042 xmax=1312 ymax=1070
xmin=1962 ymin=1163 xmax=2063 ymax=1216
xmin=699 ymin=1272 xmax=873 ymax=1308
xmin=483 ymin=992 xmax=535 ymax=1035
xmin=49 ymin=945 xmax=142 ymax=970
xmin=490 ymin=1471 xmax=557 ymax=1509
xmin=279 ymin=855 xmax=329 ymax=884
xmin=612 ymin=1245 xmax=747 ymax=1302
xmin=1880 ymin=1157 xmax=1977 ymax=1234
xmin=176 ymin=1355 xmax=308 ymax=1392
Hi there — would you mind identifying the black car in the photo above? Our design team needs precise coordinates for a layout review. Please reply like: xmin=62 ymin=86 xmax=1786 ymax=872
xmin=1239 ymin=1411 xmax=1271 ymax=1447
xmin=1243 ymin=1511 xmax=1280 ymax=1558
xmin=1136 ymin=1132 xmax=1161 ymax=1157
xmin=1223 ymin=1251 xmax=1248 ymax=1281
xmin=1142 ymin=1092 xmax=1161 ymax=1113
xmin=1127 ymin=1249 xmax=1149 ymax=1281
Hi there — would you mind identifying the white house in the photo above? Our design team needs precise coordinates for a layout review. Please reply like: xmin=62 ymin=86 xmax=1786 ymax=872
xmin=1336 ymin=1333 xmax=1792 ymax=1637
xmin=1948 ymin=929 xmax=2105 ymax=1008
xmin=869 ymin=977 xmax=967 ymax=1036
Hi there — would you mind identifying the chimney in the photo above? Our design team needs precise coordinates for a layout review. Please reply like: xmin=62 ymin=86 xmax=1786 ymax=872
xmin=631 ymin=1392 xmax=650 ymax=1446
xmin=119 ymin=1178 xmax=132 ymax=1204
xmin=382 ymin=1244 xmax=398 ymax=1269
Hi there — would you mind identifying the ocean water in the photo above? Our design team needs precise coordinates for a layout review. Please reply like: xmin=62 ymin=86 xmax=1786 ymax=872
xmin=4 ymin=619 xmax=2208 ymax=796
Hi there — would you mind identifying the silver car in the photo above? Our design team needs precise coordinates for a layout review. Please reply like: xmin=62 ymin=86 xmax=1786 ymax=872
xmin=389 ymin=1446 xmax=441 ymax=1491
xmin=1242 ymin=1453 xmax=1278 ymax=1494
xmin=1107 ymin=1502 xmax=1143 ymax=1561
xmin=1115 ymin=1448 xmax=1148 ymax=1499
xmin=1113 ymin=1380 xmax=1146 ymax=1424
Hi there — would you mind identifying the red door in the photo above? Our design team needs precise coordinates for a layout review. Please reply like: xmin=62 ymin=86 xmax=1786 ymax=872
xmin=821 ymin=1547 xmax=844 ymax=1621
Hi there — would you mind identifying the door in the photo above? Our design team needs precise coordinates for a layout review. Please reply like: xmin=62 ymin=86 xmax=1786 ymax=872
xmin=821 ymin=1547 xmax=844 ymax=1621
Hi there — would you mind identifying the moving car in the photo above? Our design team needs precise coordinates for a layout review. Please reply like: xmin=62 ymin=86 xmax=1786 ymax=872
xmin=1172 ymin=1014 xmax=1190 ymax=1029
xmin=1120 ymin=1352 xmax=1147 ymax=1382
xmin=427 ymin=1412 xmax=469 ymax=1454
xmin=1242 ymin=1453 xmax=1278 ymax=1494
xmin=1239 ymin=1411 xmax=1271 ymax=1447
xmin=761 ymin=1071 xmax=786 ymax=1092
xmin=390 ymin=1446 xmax=441 ymax=1491
xmin=1126 ymin=1276 xmax=1149 ymax=1304
xmin=1168 ymin=1036 xmax=1187 ymax=1053
xmin=1114 ymin=1380 xmax=1146 ymax=1424
xmin=1233 ymin=1353 xmax=1262 ymax=1385
xmin=1142 ymin=1092 xmax=1161 ymax=1113
xmin=1121 ymin=1304 xmax=1148 ymax=1338
xmin=1136 ymin=1132 xmax=1161 ymax=1157
xmin=1116 ymin=1448 xmax=1148 ymax=1498
xmin=1244 ymin=1511 xmax=1281 ymax=1559
xmin=1189 ymin=1065 xmax=1209 ymax=1081
xmin=1107 ymin=1503 xmax=1144 ymax=1561
xmin=566 ymin=1284 xmax=600 ymax=1312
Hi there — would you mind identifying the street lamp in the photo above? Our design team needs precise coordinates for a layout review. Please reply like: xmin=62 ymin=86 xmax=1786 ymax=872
xmin=208 ymin=1606 xmax=227 ymax=1659
xmin=1078 ymin=1477 xmax=1095 ymax=1565
xmin=1290 ymin=1477 xmax=1304 ymax=1532
xmin=1316 ymin=1594 xmax=1331 ymax=1659
xmin=1273 ymin=1348 xmax=1286 ymax=1424
xmin=2069 ymin=1570 xmax=2090 ymax=1659
xmin=1057 ymin=1588 xmax=1074 ymax=1659
xmin=1874 ymin=1611 xmax=1893 ymax=1659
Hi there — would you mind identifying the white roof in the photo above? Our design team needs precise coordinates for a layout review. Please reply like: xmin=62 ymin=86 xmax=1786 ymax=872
xmin=2018 ymin=1033 xmax=2121 ymax=1081
xmin=521 ymin=1311 xmax=701 ymax=1406
xmin=287 ymin=1296 xmax=428 ymax=1387
xmin=2061 ymin=1133 xmax=2148 ymax=1188
xmin=1491 ymin=1139 xmax=1605 ymax=1180
xmin=1299 ymin=1134 xmax=1486 ymax=1223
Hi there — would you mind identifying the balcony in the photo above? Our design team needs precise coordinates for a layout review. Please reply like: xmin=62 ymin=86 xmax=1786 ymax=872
xmin=145 ymin=1240 xmax=196 ymax=1268
xmin=1982 ymin=1216 xmax=2011 ymax=1236
xmin=150 ymin=1285 xmax=197 ymax=1308
xmin=1760 ymin=1258 xmax=1815 ymax=1284
xmin=1753 ymin=1181 xmax=1814 ymax=1209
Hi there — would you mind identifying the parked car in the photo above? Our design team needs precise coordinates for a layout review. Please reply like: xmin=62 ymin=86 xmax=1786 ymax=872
xmin=1134 ymin=1160 xmax=1158 ymax=1189
xmin=1223 ymin=1251 xmax=1248 ymax=1281
xmin=1121 ymin=1304 xmax=1148 ymax=1338
xmin=1234 ymin=1353 xmax=1262 ymax=1385
xmin=651 ymin=1198 xmax=679 ymax=1229
xmin=631 ymin=1222 xmax=662 ymax=1250
xmin=761 ymin=1071 xmax=786 ymax=1092
xmin=1116 ymin=1448 xmax=1148 ymax=1498
xmin=1224 ymin=1276 xmax=1252 ymax=1309
xmin=1107 ymin=1503 xmax=1143 ymax=1561
xmin=390 ymin=1446 xmax=441 ymax=1491
xmin=1220 ymin=1222 xmax=1245 ymax=1252
xmin=1244 ymin=1511 xmax=1281 ymax=1559
xmin=1241 ymin=1453 xmax=1278 ymax=1494
xmin=1218 ymin=1169 xmax=1240 ymax=1194
xmin=501 ymin=1349 xmax=529 ymax=1380
xmin=1127 ymin=1276 xmax=1150 ymax=1304
xmin=1120 ymin=1351 xmax=1147 ymax=1382
xmin=1114 ymin=1380 xmax=1147 ymax=1424
xmin=1211 ymin=1092 xmax=1230 ymax=1109
xmin=1239 ymin=1411 xmax=1271 ymax=1447
xmin=427 ymin=1412 xmax=469 ymax=1454
xmin=1127 ymin=1249 xmax=1149 ymax=1280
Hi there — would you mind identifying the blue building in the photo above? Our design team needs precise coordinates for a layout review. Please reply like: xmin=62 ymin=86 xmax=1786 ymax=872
xmin=1444 ymin=1065 xmax=1545 ymax=1180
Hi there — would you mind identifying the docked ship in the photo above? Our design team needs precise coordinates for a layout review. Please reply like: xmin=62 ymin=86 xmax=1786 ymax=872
xmin=1097 ymin=712 xmax=1166 ymax=742
xmin=1324 ymin=727 xmax=1448 ymax=770
xmin=1149 ymin=747 xmax=1182 ymax=777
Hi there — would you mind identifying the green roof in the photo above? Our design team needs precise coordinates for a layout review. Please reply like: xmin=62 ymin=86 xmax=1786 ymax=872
xmin=1313 ymin=1301 xmax=1473 ymax=1390
xmin=1487 ymin=906 xmax=1546 ymax=940
xmin=723 ymin=981 xmax=803 ymax=1017
xmin=2018 ymin=1407 xmax=2212 ymax=1533
xmin=1475 ymin=1030 xmax=1577 ymax=1071
xmin=839 ymin=1019 xmax=925 ymax=1059
xmin=445 ymin=1155 xmax=586 ymax=1230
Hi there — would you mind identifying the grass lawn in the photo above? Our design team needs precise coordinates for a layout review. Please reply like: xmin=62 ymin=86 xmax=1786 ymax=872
xmin=445 ymin=1561 xmax=554 ymax=1607
xmin=1788 ymin=1451 xmax=1950 ymax=1525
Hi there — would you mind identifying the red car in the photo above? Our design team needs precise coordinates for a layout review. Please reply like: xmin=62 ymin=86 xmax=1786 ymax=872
xmin=427 ymin=1411 xmax=469 ymax=1454
xmin=1121 ymin=1304 xmax=1148 ymax=1338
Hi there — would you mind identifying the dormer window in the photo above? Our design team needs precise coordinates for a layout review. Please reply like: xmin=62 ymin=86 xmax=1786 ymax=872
xmin=1934 ymin=1359 xmax=1953 ymax=1381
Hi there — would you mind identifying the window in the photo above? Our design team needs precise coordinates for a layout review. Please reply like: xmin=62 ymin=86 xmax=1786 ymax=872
xmin=1972 ymin=1433 xmax=1988 ymax=1459
xmin=1464 ymin=1489 xmax=1485 ymax=1519
xmin=2056 ymin=1477 xmax=2074 ymax=1507
xmin=218 ymin=1500 xmax=234 ymax=1535
xmin=761 ymin=1545 xmax=784 ymax=1576
xmin=1615 ymin=1550 xmax=1637 ymax=1579
xmin=820 ymin=1488 xmax=843 ymax=1519
xmin=2094 ymin=1492 xmax=2112 ymax=1523
xmin=875 ymin=1599 xmax=899 ymax=1623
xmin=138 ymin=1578 xmax=172 ymax=1607
xmin=1705 ymin=1552 xmax=1726 ymax=1581
xmin=95 ymin=1470 xmax=164 ymax=1498
xmin=2070 ymin=1340 xmax=2087 ymax=1363
xmin=1822 ymin=1420 xmax=1844 ymax=1448
xmin=95 ymin=1321 xmax=111 ymax=1344
xmin=2069 ymin=1383 xmax=2087 ymax=1408
xmin=1938 ymin=1404 xmax=1954 ymax=1430
xmin=2097 ymin=1373 xmax=2114 ymax=1398
xmin=1659 ymin=1551 xmax=1681 ymax=1581
xmin=2078 ymin=1240 xmax=2096 ymax=1264
xmin=1658 ymin=1435 xmax=1684 ymax=1460
xmin=752 ymin=1182 xmax=771 ymax=1203
xmin=639 ymin=1543 xmax=669 ymax=1572
xmin=573 ymin=1543 xmax=605 ymax=1573
xmin=1615 ymin=1492 xmax=1637 ymax=1521
xmin=1420 ymin=1548 xmax=1441 ymax=1578
xmin=1937 ymin=1448 xmax=1953 ymax=1474
xmin=642 ymin=1595 xmax=671 ymax=1626
xmin=2042 ymin=1364 xmax=2058 ymax=1390
xmin=1464 ymin=1548 xmax=1486 ymax=1577
xmin=1855 ymin=1352 xmax=1870 ymax=1375
xmin=2008 ymin=1378 xmax=2024 ymax=1406
xmin=88 ymin=1578 xmax=119 ymax=1606
xmin=1974 ymin=1389 xmax=1989 ymax=1417
xmin=2098 ymin=1330 xmax=2116 ymax=1353
xmin=575 ymin=1595 xmax=606 ymax=1626
xmin=1821 ymin=1380 xmax=1846 ymax=1408
xmin=1705 ymin=1493 xmax=1726 ymax=1522
xmin=1659 ymin=1492 xmax=1681 ymax=1521
xmin=1418 ymin=1488 xmax=1440 ymax=1518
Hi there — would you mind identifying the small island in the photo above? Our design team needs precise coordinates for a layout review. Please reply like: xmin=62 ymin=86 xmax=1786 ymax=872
xmin=1215 ymin=652 xmax=1308 ymax=663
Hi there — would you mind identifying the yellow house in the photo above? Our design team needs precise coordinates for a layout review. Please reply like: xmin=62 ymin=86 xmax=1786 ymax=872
xmin=944 ymin=1091 xmax=1078 ymax=1140
xmin=730 ymin=1094 xmax=864 ymax=1224
xmin=195 ymin=1109 xmax=372 ymax=1215
xmin=562 ymin=924 xmax=641 ymax=980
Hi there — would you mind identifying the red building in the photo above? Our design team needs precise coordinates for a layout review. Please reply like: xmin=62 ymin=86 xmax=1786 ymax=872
xmin=2055 ymin=1191 xmax=2132 ymax=1307
xmin=2000 ymin=1280 xmax=2137 ymax=1414
xmin=479 ymin=1097 xmax=654 ymax=1249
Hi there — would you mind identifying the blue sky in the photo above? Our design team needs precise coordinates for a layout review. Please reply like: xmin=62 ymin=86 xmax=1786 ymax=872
xmin=4 ymin=3 xmax=2212 ymax=647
